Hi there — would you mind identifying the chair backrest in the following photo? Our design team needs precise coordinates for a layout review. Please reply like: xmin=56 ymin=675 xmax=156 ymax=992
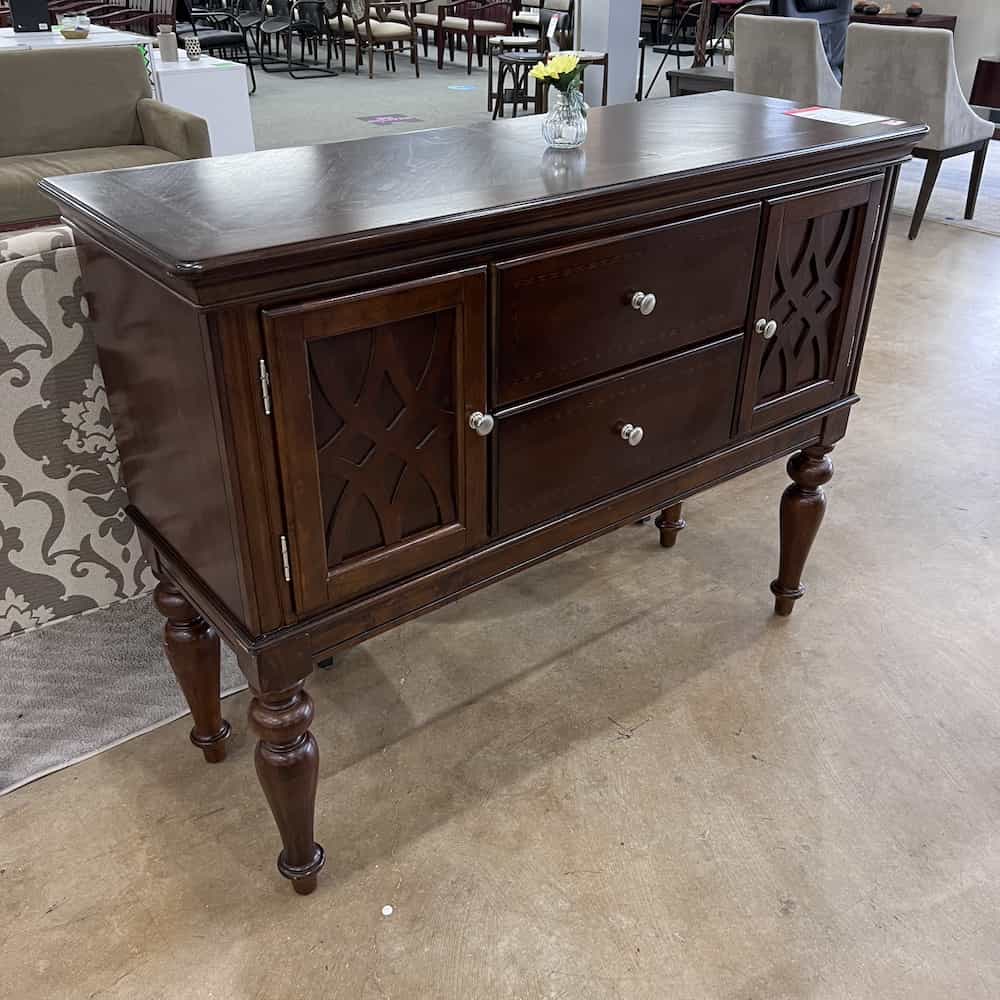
xmin=734 ymin=13 xmax=841 ymax=107
xmin=770 ymin=0 xmax=848 ymax=74
xmin=0 ymin=46 xmax=149 ymax=158
xmin=770 ymin=0 xmax=848 ymax=23
xmin=842 ymin=23 xmax=990 ymax=151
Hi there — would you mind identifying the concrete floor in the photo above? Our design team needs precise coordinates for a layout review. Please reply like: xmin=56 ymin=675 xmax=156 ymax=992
xmin=1 ymin=208 xmax=999 ymax=996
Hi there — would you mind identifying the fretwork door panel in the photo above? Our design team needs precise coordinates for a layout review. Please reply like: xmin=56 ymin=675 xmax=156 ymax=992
xmin=739 ymin=176 xmax=884 ymax=432
xmin=264 ymin=270 xmax=488 ymax=614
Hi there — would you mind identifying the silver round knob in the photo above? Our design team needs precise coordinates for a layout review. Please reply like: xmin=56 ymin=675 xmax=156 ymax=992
xmin=631 ymin=291 xmax=657 ymax=317
xmin=468 ymin=411 xmax=495 ymax=436
xmin=620 ymin=423 xmax=644 ymax=447
xmin=755 ymin=318 xmax=778 ymax=340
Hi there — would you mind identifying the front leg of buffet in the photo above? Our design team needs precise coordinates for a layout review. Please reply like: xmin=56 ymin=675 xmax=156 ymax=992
xmin=771 ymin=445 xmax=835 ymax=616
xmin=249 ymin=682 xmax=326 ymax=895
xmin=656 ymin=503 xmax=686 ymax=549
xmin=154 ymin=579 xmax=231 ymax=763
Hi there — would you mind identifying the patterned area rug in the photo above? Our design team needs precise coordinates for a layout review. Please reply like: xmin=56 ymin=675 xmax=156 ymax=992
xmin=0 ymin=595 xmax=246 ymax=795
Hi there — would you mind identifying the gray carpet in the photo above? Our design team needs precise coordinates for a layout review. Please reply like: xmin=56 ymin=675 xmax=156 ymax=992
xmin=0 ymin=596 xmax=246 ymax=795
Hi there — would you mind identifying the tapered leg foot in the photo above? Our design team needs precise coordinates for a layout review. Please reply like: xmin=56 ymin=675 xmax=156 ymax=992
xmin=655 ymin=503 xmax=686 ymax=549
xmin=965 ymin=140 xmax=989 ymax=220
xmin=154 ymin=580 xmax=231 ymax=763
xmin=249 ymin=682 xmax=325 ymax=894
xmin=909 ymin=154 xmax=941 ymax=240
xmin=770 ymin=446 xmax=834 ymax=616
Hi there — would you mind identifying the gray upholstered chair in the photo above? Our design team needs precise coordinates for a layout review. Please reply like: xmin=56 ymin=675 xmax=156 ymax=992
xmin=734 ymin=14 xmax=841 ymax=109
xmin=842 ymin=23 xmax=994 ymax=240
xmin=770 ymin=0 xmax=850 ymax=79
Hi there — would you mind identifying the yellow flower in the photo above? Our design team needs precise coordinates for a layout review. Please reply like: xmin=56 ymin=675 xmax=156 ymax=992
xmin=529 ymin=53 xmax=580 ymax=82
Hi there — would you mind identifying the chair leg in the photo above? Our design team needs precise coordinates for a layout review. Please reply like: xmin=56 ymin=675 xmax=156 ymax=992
xmin=909 ymin=153 xmax=942 ymax=240
xmin=965 ymin=140 xmax=990 ymax=220
xmin=413 ymin=38 xmax=420 ymax=78
xmin=245 ymin=43 xmax=257 ymax=93
xmin=466 ymin=31 xmax=473 ymax=74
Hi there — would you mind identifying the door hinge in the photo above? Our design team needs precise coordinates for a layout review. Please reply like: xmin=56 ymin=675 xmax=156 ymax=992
xmin=258 ymin=358 xmax=272 ymax=416
xmin=279 ymin=534 xmax=291 ymax=583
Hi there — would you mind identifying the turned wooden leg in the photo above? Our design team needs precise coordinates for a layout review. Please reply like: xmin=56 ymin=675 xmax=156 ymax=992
xmin=249 ymin=682 xmax=325 ymax=895
xmin=154 ymin=580 xmax=231 ymax=763
xmin=656 ymin=503 xmax=686 ymax=549
xmin=770 ymin=446 xmax=834 ymax=617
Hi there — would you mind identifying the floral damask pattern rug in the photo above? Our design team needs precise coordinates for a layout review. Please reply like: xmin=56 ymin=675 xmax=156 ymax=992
xmin=0 ymin=226 xmax=154 ymax=638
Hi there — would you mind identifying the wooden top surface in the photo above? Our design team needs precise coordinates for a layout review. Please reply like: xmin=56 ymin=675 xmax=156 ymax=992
xmin=41 ymin=92 xmax=925 ymax=276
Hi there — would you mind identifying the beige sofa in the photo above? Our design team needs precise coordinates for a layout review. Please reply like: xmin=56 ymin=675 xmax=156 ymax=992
xmin=0 ymin=225 xmax=154 ymax=636
xmin=0 ymin=45 xmax=211 ymax=228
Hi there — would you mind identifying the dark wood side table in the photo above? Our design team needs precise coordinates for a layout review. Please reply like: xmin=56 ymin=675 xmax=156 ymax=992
xmin=667 ymin=64 xmax=734 ymax=97
xmin=971 ymin=57 xmax=1000 ymax=127
xmin=849 ymin=12 xmax=957 ymax=32
xmin=42 ymin=94 xmax=926 ymax=898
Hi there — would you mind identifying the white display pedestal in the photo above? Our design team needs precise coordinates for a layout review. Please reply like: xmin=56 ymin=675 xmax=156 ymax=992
xmin=154 ymin=53 xmax=256 ymax=156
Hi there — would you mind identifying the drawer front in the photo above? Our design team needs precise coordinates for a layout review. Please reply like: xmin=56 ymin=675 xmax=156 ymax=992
xmin=494 ymin=205 xmax=760 ymax=405
xmin=496 ymin=335 xmax=743 ymax=536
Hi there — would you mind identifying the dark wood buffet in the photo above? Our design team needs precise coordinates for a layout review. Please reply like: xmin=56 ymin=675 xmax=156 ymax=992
xmin=41 ymin=93 xmax=926 ymax=895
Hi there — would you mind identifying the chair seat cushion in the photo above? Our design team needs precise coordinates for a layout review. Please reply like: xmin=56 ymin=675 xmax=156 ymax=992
xmin=327 ymin=13 xmax=356 ymax=28
xmin=0 ymin=146 xmax=180 ymax=227
xmin=513 ymin=11 xmax=539 ymax=24
xmin=442 ymin=16 xmax=506 ymax=31
xmin=357 ymin=19 xmax=411 ymax=39
xmin=561 ymin=49 xmax=607 ymax=63
xmin=186 ymin=28 xmax=246 ymax=46
xmin=490 ymin=34 xmax=539 ymax=48
xmin=412 ymin=11 xmax=437 ymax=26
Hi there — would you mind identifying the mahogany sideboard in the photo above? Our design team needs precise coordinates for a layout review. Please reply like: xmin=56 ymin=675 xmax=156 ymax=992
xmin=41 ymin=93 xmax=926 ymax=895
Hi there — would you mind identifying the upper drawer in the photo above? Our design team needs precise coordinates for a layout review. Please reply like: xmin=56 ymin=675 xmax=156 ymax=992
xmin=494 ymin=204 xmax=761 ymax=405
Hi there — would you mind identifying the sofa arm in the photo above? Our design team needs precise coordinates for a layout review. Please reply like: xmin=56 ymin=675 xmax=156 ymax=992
xmin=136 ymin=98 xmax=212 ymax=160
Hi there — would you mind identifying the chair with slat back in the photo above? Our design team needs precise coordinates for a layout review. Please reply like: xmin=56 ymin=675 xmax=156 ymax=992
xmin=436 ymin=0 xmax=513 ymax=74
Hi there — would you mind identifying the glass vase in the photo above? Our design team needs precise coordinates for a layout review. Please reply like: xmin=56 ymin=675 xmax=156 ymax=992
xmin=542 ymin=88 xmax=588 ymax=150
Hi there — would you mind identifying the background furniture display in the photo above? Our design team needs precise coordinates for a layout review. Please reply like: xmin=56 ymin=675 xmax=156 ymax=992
xmin=842 ymin=22 xmax=993 ymax=238
xmin=970 ymin=56 xmax=1000 ymax=126
xmin=0 ymin=45 xmax=210 ymax=227
xmin=0 ymin=25 xmax=255 ymax=151
xmin=435 ymin=0 xmax=511 ymax=74
xmin=771 ymin=0 xmax=850 ymax=78
xmin=667 ymin=61 xmax=732 ymax=94
xmin=0 ymin=22 xmax=152 ymax=50
xmin=257 ymin=0 xmax=341 ymax=77
xmin=174 ymin=0 xmax=261 ymax=90
xmin=735 ymin=13 xmax=842 ymax=106
xmin=353 ymin=0 xmax=420 ymax=78
xmin=848 ymin=10 xmax=956 ymax=31
xmin=153 ymin=50 xmax=256 ymax=151
xmin=43 ymin=93 xmax=924 ymax=895
xmin=0 ymin=225 xmax=154 ymax=638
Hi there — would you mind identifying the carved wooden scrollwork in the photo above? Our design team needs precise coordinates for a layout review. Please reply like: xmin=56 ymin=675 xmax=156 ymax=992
xmin=306 ymin=314 xmax=458 ymax=570
xmin=757 ymin=208 xmax=856 ymax=403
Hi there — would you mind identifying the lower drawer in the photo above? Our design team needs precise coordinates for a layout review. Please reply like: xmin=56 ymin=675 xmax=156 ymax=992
xmin=495 ymin=334 xmax=743 ymax=536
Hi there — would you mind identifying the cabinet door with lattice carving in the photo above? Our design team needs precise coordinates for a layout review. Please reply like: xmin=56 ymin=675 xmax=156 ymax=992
xmin=263 ymin=271 xmax=488 ymax=614
xmin=739 ymin=176 xmax=884 ymax=433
